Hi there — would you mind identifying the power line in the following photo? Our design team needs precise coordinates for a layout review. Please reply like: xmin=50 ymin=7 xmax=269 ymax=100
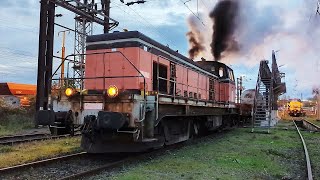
xmin=114 ymin=1 xmax=178 ymax=50
xmin=317 ymin=0 xmax=320 ymax=15
xmin=180 ymin=0 xmax=205 ymax=26
xmin=199 ymin=0 xmax=210 ymax=10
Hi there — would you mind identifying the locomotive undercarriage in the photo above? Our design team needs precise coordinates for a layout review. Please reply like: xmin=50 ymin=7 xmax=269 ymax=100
xmin=288 ymin=110 xmax=306 ymax=117
xmin=80 ymin=95 xmax=238 ymax=153
xmin=37 ymin=89 xmax=239 ymax=153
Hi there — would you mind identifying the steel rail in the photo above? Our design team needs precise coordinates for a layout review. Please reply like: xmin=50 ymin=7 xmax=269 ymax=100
xmin=0 ymin=133 xmax=80 ymax=146
xmin=293 ymin=120 xmax=313 ymax=180
xmin=58 ymin=145 xmax=183 ymax=180
xmin=58 ymin=158 xmax=130 ymax=180
xmin=303 ymin=119 xmax=320 ymax=131
xmin=0 ymin=152 xmax=87 ymax=174
xmin=59 ymin=127 xmax=234 ymax=179
xmin=0 ymin=133 xmax=49 ymax=140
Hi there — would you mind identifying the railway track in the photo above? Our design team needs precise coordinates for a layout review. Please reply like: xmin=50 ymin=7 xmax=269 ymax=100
xmin=0 ymin=152 xmax=87 ymax=173
xmin=0 ymin=128 xmax=233 ymax=179
xmin=0 ymin=147 xmax=175 ymax=180
xmin=0 ymin=133 xmax=80 ymax=146
xmin=301 ymin=119 xmax=320 ymax=132
xmin=293 ymin=119 xmax=316 ymax=180
xmin=0 ymin=151 xmax=129 ymax=179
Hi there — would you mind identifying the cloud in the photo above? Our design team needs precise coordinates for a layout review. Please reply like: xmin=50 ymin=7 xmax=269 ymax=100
xmin=185 ymin=0 xmax=320 ymax=97
xmin=0 ymin=0 xmax=319 ymax=98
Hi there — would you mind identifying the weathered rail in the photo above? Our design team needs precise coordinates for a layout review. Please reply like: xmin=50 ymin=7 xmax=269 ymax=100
xmin=293 ymin=120 xmax=313 ymax=180
xmin=0 ymin=133 xmax=80 ymax=145
xmin=0 ymin=152 xmax=87 ymax=174
xmin=0 ymin=127 xmax=234 ymax=179
xmin=302 ymin=120 xmax=320 ymax=132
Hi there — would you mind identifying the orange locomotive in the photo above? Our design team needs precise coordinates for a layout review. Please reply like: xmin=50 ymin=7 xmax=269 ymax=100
xmin=37 ymin=31 xmax=238 ymax=153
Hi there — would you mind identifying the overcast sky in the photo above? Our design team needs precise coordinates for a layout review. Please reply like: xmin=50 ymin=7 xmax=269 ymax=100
xmin=0 ymin=0 xmax=319 ymax=99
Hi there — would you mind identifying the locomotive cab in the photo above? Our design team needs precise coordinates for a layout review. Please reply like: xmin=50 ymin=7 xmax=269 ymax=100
xmin=196 ymin=61 xmax=236 ymax=105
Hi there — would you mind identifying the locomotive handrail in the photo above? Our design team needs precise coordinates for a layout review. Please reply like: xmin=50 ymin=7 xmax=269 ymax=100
xmin=51 ymin=51 xmax=147 ymax=123
xmin=157 ymin=77 xmax=208 ymax=91
xmin=52 ymin=75 xmax=143 ymax=80
xmin=155 ymin=54 xmax=218 ymax=124
xmin=157 ymin=77 xmax=209 ymax=99
xmin=156 ymin=55 xmax=211 ymax=99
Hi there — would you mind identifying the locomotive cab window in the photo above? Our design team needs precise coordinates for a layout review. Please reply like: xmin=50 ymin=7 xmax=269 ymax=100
xmin=219 ymin=67 xmax=224 ymax=77
xmin=153 ymin=62 xmax=168 ymax=93
xmin=228 ymin=69 xmax=235 ymax=81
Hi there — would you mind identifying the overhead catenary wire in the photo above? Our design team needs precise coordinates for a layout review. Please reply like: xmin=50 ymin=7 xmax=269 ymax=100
xmin=180 ymin=0 xmax=206 ymax=26
xmin=199 ymin=0 xmax=210 ymax=11
xmin=113 ymin=1 xmax=179 ymax=50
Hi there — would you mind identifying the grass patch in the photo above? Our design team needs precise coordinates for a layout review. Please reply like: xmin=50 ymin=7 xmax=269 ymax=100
xmin=0 ymin=114 xmax=34 ymax=136
xmin=0 ymin=100 xmax=35 ymax=136
xmin=0 ymin=136 xmax=81 ymax=168
xmin=103 ymin=122 xmax=305 ymax=180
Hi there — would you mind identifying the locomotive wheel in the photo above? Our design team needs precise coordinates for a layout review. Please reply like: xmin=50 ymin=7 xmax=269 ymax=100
xmin=162 ymin=117 xmax=191 ymax=145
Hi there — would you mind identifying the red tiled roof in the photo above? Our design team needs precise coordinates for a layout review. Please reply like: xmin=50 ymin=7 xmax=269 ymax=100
xmin=0 ymin=83 xmax=36 ymax=95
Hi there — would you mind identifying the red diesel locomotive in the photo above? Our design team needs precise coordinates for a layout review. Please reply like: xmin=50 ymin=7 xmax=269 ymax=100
xmin=37 ymin=31 xmax=238 ymax=153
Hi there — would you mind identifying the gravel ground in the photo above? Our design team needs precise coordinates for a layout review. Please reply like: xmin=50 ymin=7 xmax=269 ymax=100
xmin=0 ymin=153 xmax=129 ymax=180
xmin=11 ymin=126 xmax=50 ymax=136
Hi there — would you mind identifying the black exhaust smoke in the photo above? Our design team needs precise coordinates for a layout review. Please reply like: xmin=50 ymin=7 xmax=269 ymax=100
xmin=210 ymin=0 xmax=239 ymax=60
xmin=187 ymin=31 xmax=205 ymax=59
xmin=187 ymin=16 xmax=205 ymax=60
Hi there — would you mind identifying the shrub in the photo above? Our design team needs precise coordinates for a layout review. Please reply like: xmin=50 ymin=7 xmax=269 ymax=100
xmin=0 ymin=98 xmax=35 ymax=136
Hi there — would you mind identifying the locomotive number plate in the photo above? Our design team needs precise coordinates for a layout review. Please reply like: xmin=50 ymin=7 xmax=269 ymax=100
xmin=84 ymin=103 xmax=103 ymax=110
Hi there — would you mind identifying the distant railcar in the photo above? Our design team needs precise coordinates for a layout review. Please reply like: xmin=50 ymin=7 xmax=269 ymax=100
xmin=37 ymin=31 xmax=239 ymax=153
xmin=287 ymin=100 xmax=305 ymax=117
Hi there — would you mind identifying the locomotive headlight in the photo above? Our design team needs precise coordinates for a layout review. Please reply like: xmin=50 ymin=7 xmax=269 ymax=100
xmin=107 ymin=85 xmax=118 ymax=98
xmin=65 ymin=88 xmax=74 ymax=97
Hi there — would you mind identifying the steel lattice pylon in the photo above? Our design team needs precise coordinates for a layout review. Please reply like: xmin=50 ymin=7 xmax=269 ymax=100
xmin=72 ymin=1 xmax=94 ymax=89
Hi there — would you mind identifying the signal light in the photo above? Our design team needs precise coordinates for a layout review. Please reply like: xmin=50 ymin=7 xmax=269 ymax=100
xmin=65 ymin=88 xmax=74 ymax=97
xmin=107 ymin=85 xmax=118 ymax=98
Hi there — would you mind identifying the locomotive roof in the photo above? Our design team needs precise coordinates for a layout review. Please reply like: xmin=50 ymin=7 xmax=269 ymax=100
xmin=86 ymin=31 xmax=222 ymax=78
xmin=195 ymin=61 xmax=233 ymax=72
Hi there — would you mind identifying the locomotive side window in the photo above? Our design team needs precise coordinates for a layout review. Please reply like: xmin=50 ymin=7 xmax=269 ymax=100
xmin=140 ymin=44 xmax=151 ymax=52
xmin=228 ymin=69 xmax=235 ymax=81
xmin=219 ymin=67 xmax=224 ymax=77
xmin=153 ymin=62 xmax=168 ymax=93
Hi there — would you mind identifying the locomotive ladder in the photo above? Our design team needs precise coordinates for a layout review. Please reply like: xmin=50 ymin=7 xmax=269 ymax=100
xmin=252 ymin=61 xmax=274 ymax=133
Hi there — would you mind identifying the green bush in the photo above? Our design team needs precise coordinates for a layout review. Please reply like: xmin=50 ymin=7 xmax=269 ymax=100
xmin=0 ymin=98 xmax=35 ymax=136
